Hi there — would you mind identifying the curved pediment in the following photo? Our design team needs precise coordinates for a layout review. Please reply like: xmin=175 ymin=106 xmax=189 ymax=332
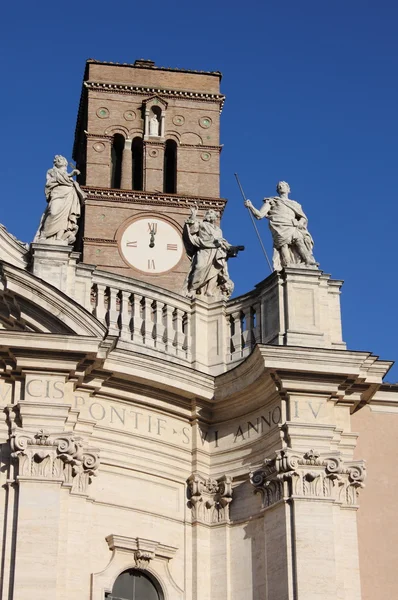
xmin=0 ymin=223 xmax=29 ymax=269
xmin=0 ymin=261 xmax=106 ymax=337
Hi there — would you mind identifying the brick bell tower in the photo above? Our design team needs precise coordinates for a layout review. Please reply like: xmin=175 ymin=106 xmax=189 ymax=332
xmin=73 ymin=58 xmax=226 ymax=293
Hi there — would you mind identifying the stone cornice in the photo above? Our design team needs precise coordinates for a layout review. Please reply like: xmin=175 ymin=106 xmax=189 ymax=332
xmin=86 ymin=58 xmax=222 ymax=79
xmin=82 ymin=187 xmax=227 ymax=214
xmin=215 ymin=345 xmax=392 ymax=407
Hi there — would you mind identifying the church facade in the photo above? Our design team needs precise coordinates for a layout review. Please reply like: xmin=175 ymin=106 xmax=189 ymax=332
xmin=0 ymin=58 xmax=396 ymax=600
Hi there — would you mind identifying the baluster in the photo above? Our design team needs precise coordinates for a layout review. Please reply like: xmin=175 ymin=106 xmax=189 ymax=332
xmin=230 ymin=311 xmax=243 ymax=359
xmin=141 ymin=297 xmax=155 ymax=348
xmin=243 ymin=308 xmax=252 ymax=357
xmin=252 ymin=303 xmax=261 ymax=344
xmin=95 ymin=284 xmax=107 ymax=325
xmin=132 ymin=293 xmax=143 ymax=343
xmin=240 ymin=310 xmax=249 ymax=356
xmin=154 ymin=301 xmax=166 ymax=351
xmin=174 ymin=308 xmax=185 ymax=356
xmin=120 ymin=290 xmax=132 ymax=341
xmin=164 ymin=304 xmax=173 ymax=352
xmin=182 ymin=311 xmax=191 ymax=361
xmin=107 ymin=287 xmax=119 ymax=336
xmin=90 ymin=285 xmax=97 ymax=316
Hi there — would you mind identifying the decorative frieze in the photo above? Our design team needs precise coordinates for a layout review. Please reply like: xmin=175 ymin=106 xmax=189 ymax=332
xmin=10 ymin=427 xmax=100 ymax=494
xmin=187 ymin=473 xmax=233 ymax=524
xmin=250 ymin=449 xmax=365 ymax=508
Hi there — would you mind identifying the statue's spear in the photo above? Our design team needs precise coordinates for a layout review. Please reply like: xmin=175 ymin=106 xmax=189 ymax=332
xmin=234 ymin=173 xmax=272 ymax=273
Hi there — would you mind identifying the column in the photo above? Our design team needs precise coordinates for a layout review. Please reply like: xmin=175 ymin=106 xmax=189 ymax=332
xmin=121 ymin=138 xmax=132 ymax=189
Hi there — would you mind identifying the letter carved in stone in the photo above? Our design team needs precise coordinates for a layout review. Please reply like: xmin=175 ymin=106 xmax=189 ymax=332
xmin=250 ymin=449 xmax=365 ymax=508
xmin=10 ymin=427 xmax=100 ymax=494
xmin=187 ymin=473 xmax=233 ymax=524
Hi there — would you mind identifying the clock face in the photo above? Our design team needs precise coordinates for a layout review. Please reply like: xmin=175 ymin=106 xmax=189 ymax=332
xmin=119 ymin=217 xmax=183 ymax=274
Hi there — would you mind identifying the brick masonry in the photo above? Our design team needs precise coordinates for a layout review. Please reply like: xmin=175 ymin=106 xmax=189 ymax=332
xmin=74 ymin=59 xmax=226 ymax=293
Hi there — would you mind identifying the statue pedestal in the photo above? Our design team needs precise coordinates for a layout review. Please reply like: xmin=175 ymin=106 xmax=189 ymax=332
xmin=261 ymin=267 xmax=346 ymax=350
xmin=30 ymin=242 xmax=80 ymax=296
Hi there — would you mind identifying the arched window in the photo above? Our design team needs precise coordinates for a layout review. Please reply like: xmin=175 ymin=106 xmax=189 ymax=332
xmin=106 ymin=569 xmax=163 ymax=600
xmin=131 ymin=137 xmax=143 ymax=191
xmin=164 ymin=139 xmax=177 ymax=194
xmin=111 ymin=134 xmax=125 ymax=189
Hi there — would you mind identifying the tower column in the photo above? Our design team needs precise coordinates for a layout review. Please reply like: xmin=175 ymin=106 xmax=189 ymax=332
xmin=121 ymin=138 xmax=133 ymax=189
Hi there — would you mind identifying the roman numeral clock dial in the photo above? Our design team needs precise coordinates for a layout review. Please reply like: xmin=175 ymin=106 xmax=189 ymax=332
xmin=119 ymin=217 xmax=183 ymax=274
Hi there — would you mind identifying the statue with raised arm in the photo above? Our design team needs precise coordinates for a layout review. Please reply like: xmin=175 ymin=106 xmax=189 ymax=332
xmin=183 ymin=206 xmax=244 ymax=300
xmin=244 ymin=181 xmax=318 ymax=271
xmin=34 ymin=155 xmax=86 ymax=245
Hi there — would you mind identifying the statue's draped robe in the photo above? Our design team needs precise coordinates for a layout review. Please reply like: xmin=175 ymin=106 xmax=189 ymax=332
xmin=265 ymin=197 xmax=314 ymax=270
xmin=36 ymin=168 xmax=85 ymax=242
xmin=183 ymin=219 xmax=230 ymax=295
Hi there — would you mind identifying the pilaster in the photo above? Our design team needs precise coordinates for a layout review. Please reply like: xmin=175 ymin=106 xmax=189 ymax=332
xmin=187 ymin=473 xmax=233 ymax=600
xmin=250 ymin=449 xmax=365 ymax=600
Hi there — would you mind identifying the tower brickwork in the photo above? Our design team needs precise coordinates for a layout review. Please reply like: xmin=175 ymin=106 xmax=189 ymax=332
xmin=73 ymin=59 xmax=226 ymax=292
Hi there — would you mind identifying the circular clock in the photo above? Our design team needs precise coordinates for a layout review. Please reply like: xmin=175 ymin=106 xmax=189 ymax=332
xmin=119 ymin=217 xmax=183 ymax=274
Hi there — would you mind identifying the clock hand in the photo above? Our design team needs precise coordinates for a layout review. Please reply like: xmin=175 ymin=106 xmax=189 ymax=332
xmin=148 ymin=222 xmax=157 ymax=248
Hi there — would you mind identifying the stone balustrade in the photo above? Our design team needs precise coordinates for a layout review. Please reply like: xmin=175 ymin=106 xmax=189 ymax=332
xmin=29 ymin=243 xmax=346 ymax=375
xmin=87 ymin=270 xmax=192 ymax=365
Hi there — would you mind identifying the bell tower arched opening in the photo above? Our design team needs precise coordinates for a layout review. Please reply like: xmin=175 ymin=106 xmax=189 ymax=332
xmin=111 ymin=134 xmax=125 ymax=189
xmin=131 ymin=137 xmax=144 ymax=191
xmin=163 ymin=139 xmax=177 ymax=194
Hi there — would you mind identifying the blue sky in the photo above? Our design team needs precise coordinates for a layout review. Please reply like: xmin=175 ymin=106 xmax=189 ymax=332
xmin=1 ymin=0 xmax=397 ymax=379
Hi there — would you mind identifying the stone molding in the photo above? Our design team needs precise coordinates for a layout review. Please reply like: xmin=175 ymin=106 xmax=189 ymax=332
xmin=92 ymin=535 xmax=182 ymax=600
xmin=10 ymin=427 xmax=100 ymax=494
xmin=106 ymin=535 xmax=177 ymax=570
xmin=250 ymin=449 xmax=366 ymax=508
xmin=187 ymin=473 xmax=233 ymax=524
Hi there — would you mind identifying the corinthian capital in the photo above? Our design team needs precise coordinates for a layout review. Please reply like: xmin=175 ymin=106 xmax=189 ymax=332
xmin=10 ymin=427 xmax=100 ymax=494
xmin=187 ymin=473 xmax=233 ymax=524
xmin=250 ymin=449 xmax=365 ymax=508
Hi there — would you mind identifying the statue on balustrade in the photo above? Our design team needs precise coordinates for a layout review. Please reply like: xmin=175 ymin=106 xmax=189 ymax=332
xmin=34 ymin=155 xmax=86 ymax=245
xmin=244 ymin=181 xmax=318 ymax=271
xmin=183 ymin=206 xmax=244 ymax=300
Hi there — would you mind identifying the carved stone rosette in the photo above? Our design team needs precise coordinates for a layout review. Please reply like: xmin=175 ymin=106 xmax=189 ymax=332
xmin=187 ymin=473 xmax=233 ymax=524
xmin=10 ymin=428 xmax=100 ymax=494
xmin=250 ymin=449 xmax=366 ymax=509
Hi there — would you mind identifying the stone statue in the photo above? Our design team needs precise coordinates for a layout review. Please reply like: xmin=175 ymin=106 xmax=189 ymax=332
xmin=183 ymin=206 xmax=244 ymax=300
xmin=149 ymin=113 xmax=159 ymax=136
xmin=34 ymin=155 xmax=86 ymax=245
xmin=244 ymin=181 xmax=318 ymax=271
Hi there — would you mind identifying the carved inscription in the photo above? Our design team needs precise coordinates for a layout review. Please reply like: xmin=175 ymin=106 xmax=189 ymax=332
xmin=199 ymin=405 xmax=281 ymax=450
xmin=74 ymin=395 xmax=191 ymax=446
xmin=292 ymin=400 xmax=325 ymax=421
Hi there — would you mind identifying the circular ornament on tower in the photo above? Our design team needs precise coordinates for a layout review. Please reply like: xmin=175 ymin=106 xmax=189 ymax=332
xmin=199 ymin=116 xmax=212 ymax=129
xmin=201 ymin=152 xmax=211 ymax=161
xmin=119 ymin=217 xmax=183 ymax=274
xmin=96 ymin=107 xmax=109 ymax=119
xmin=93 ymin=142 xmax=105 ymax=153
xmin=148 ymin=148 xmax=159 ymax=158
xmin=173 ymin=115 xmax=185 ymax=126
xmin=124 ymin=110 xmax=136 ymax=121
